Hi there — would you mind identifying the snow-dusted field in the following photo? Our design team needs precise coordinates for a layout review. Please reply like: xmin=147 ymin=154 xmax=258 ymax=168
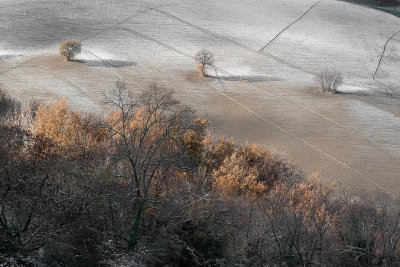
xmin=0 ymin=0 xmax=399 ymax=196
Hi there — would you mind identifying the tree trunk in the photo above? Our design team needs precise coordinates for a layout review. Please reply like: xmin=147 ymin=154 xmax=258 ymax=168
xmin=127 ymin=201 xmax=144 ymax=250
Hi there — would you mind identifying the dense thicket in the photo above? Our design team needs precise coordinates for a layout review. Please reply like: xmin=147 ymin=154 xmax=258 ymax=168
xmin=1 ymin=84 xmax=400 ymax=266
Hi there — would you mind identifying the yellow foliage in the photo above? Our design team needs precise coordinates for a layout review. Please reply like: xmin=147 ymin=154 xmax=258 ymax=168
xmin=59 ymin=40 xmax=81 ymax=61
xmin=213 ymin=144 xmax=275 ymax=198
xmin=290 ymin=172 xmax=335 ymax=222
xmin=267 ymin=172 xmax=336 ymax=233
xmin=183 ymin=118 xmax=207 ymax=160
xmin=31 ymin=98 xmax=108 ymax=157
xmin=202 ymin=135 xmax=235 ymax=170
xmin=212 ymin=143 xmax=307 ymax=199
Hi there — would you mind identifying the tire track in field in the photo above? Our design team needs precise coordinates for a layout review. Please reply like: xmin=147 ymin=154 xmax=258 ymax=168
xmin=0 ymin=83 xmax=29 ymax=103
xmin=116 ymin=26 xmax=398 ymax=197
xmin=198 ymin=79 xmax=396 ymax=198
xmin=259 ymin=1 xmax=321 ymax=52
xmin=32 ymin=65 xmax=108 ymax=111
xmin=149 ymin=8 xmax=400 ymax=116
xmin=373 ymin=29 xmax=400 ymax=97
xmin=150 ymin=7 xmax=315 ymax=75
xmin=80 ymin=9 xmax=148 ymax=42
xmin=120 ymin=26 xmax=400 ymax=166
xmin=81 ymin=48 xmax=146 ymax=92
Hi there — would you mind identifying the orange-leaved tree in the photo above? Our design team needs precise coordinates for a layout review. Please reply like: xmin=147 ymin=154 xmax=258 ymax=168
xmin=213 ymin=143 xmax=302 ymax=198
xmin=104 ymin=82 xmax=193 ymax=249
xmin=258 ymin=172 xmax=337 ymax=265
xmin=31 ymin=98 xmax=108 ymax=158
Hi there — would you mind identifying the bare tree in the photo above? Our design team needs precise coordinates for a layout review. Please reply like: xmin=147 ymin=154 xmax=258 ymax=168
xmin=195 ymin=49 xmax=215 ymax=77
xmin=373 ymin=194 xmax=400 ymax=266
xmin=104 ymin=82 xmax=193 ymax=249
xmin=59 ymin=40 xmax=81 ymax=61
xmin=318 ymin=70 xmax=343 ymax=93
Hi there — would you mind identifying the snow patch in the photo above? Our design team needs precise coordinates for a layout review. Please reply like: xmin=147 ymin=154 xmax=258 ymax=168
xmin=337 ymin=84 xmax=370 ymax=94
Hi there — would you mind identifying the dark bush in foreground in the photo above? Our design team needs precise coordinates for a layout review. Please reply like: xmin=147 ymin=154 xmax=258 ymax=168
xmin=1 ymin=86 xmax=400 ymax=266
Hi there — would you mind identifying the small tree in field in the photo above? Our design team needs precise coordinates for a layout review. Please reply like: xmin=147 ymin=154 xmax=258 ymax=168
xmin=318 ymin=70 xmax=343 ymax=94
xmin=59 ymin=40 xmax=81 ymax=61
xmin=195 ymin=49 xmax=214 ymax=77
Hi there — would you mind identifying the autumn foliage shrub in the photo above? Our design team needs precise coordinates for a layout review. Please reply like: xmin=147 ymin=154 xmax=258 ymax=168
xmin=31 ymin=98 xmax=108 ymax=158
xmin=213 ymin=143 xmax=303 ymax=197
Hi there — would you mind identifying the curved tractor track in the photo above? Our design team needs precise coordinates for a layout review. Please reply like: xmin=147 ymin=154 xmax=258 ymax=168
xmin=259 ymin=1 xmax=321 ymax=52
xmin=373 ymin=29 xmax=400 ymax=97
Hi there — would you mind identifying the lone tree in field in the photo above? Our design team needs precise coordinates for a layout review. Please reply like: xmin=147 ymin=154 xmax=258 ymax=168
xmin=59 ymin=40 xmax=81 ymax=61
xmin=318 ymin=70 xmax=343 ymax=94
xmin=195 ymin=49 xmax=214 ymax=76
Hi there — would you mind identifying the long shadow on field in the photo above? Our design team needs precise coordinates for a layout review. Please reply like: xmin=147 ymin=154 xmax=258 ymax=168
xmin=211 ymin=75 xmax=282 ymax=82
xmin=76 ymin=59 xmax=137 ymax=68
xmin=337 ymin=89 xmax=400 ymax=99
xmin=336 ymin=91 xmax=372 ymax=97
xmin=0 ymin=54 xmax=20 ymax=61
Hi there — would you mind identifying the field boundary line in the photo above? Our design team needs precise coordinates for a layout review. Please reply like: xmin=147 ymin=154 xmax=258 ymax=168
xmin=373 ymin=29 xmax=400 ymax=97
xmin=80 ymin=8 xmax=148 ymax=42
xmin=259 ymin=1 xmax=321 ymax=52
xmin=0 ymin=83 xmax=30 ymax=103
xmin=149 ymin=7 xmax=315 ymax=76
xmin=81 ymin=48 xmax=146 ymax=92
xmin=32 ymin=65 xmax=108 ymax=111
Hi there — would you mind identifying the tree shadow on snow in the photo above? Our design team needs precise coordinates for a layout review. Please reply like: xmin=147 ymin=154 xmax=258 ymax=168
xmin=336 ymin=89 xmax=400 ymax=99
xmin=75 ymin=59 xmax=137 ymax=68
xmin=209 ymin=75 xmax=283 ymax=82
xmin=335 ymin=90 xmax=372 ymax=97
xmin=0 ymin=54 xmax=20 ymax=61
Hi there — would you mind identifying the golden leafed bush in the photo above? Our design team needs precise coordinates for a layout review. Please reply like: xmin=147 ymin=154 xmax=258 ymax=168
xmin=31 ymin=98 xmax=108 ymax=157
xmin=183 ymin=118 xmax=207 ymax=160
xmin=59 ymin=40 xmax=81 ymax=61
xmin=213 ymin=143 xmax=301 ymax=198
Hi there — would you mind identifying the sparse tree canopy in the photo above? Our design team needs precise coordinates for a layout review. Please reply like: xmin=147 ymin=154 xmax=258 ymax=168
xmin=59 ymin=40 xmax=81 ymax=61
xmin=318 ymin=70 xmax=343 ymax=93
xmin=0 ymin=89 xmax=20 ymax=120
xmin=195 ymin=49 xmax=214 ymax=76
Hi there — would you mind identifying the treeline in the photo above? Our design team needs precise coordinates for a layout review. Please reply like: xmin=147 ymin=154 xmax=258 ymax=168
xmin=345 ymin=0 xmax=400 ymax=7
xmin=1 ymin=84 xmax=400 ymax=266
